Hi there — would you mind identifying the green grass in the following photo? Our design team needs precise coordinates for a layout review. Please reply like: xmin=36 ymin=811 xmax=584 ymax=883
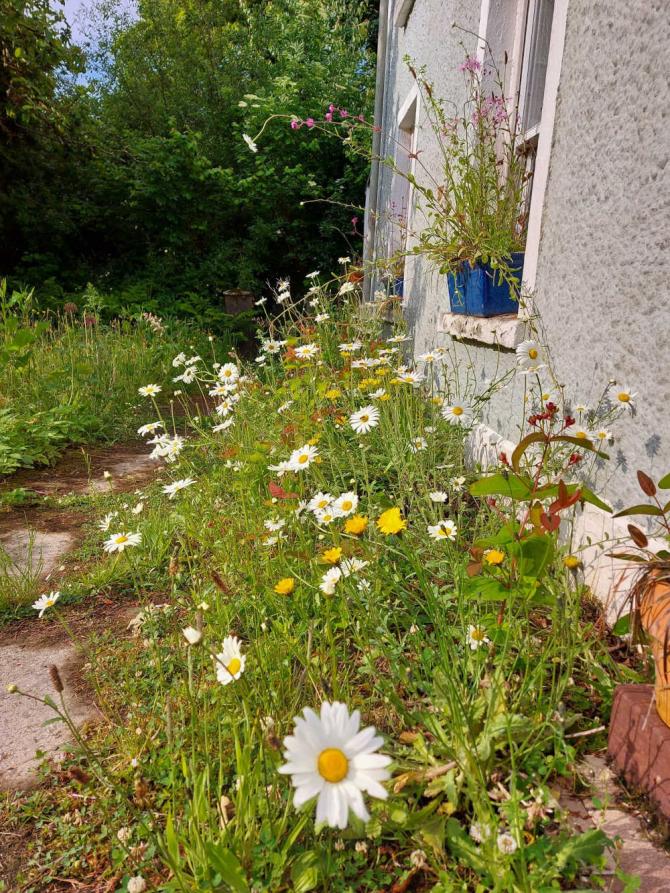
xmin=0 ymin=312 xmax=232 ymax=475
xmin=1 ymin=285 xmax=647 ymax=892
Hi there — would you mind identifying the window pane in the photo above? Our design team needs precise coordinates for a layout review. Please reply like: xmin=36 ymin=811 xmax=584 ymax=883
xmin=522 ymin=0 xmax=555 ymax=132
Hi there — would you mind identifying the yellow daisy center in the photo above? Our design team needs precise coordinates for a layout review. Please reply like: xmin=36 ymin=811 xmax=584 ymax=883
xmin=360 ymin=414 xmax=369 ymax=423
xmin=618 ymin=392 xmax=630 ymax=403
xmin=452 ymin=406 xmax=464 ymax=416
xmin=226 ymin=658 xmax=241 ymax=676
xmin=575 ymin=431 xmax=587 ymax=439
xmin=341 ymin=500 xmax=353 ymax=511
xmin=318 ymin=499 xmax=329 ymax=508
xmin=116 ymin=535 xmax=128 ymax=544
xmin=317 ymin=747 xmax=349 ymax=783
xmin=46 ymin=598 xmax=55 ymax=607
xmin=528 ymin=348 xmax=538 ymax=359
xmin=298 ymin=454 xmax=309 ymax=464
xmin=471 ymin=628 xmax=486 ymax=641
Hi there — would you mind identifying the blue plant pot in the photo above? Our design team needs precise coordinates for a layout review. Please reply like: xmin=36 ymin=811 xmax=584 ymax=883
xmin=447 ymin=253 xmax=524 ymax=317
xmin=393 ymin=276 xmax=404 ymax=298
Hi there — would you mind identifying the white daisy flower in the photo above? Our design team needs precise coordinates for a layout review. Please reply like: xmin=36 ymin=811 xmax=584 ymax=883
xmin=449 ymin=476 xmax=466 ymax=490
xmin=172 ymin=352 xmax=187 ymax=367
xmin=340 ymin=557 xmax=369 ymax=577
xmin=289 ymin=444 xmax=319 ymax=471
xmin=349 ymin=405 xmax=380 ymax=434
xmin=315 ymin=508 xmax=337 ymax=526
xmin=131 ymin=502 xmax=144 ymax=515
xmin=173 ymin=367 xmax=197 ymax=384
xmin=306 ymin=270 xmax=320 ymax=279
xmin=294 ymin=343 xmax=319 ymax=360
xmin=572 ymin=427 xmax=593 ymax=442
xmin=369 ymin=388 xmax=386 ymax=400
xmin=320 ymin=566 xmax=343 ymax=594
xmin=386 ymin=334 xmax=410 ymax=343
xmin=339 ymin=341 xmax=363 ymax=353
xmin=262 ymin=339 xmax=287 ymax=354
xmin=615 ymin=386 xmax=636 ymax=407
xmin=396 ymin=370 xmax=424 ymax=386
xmin=138 ymin=384 xmax=161 ymax=397
xmin=104 ymin=532 xmax=142 ymax=553
xmin=333 ymin=492 xmax=358 ymax=517
xmin=338 ymin=256 xmax=351 ymax=264
xmin=278 ymin=701 xmax=392 ymax=829
xmin=315 ymin=313 xmax=330 ymax=323
xmin=212 ymin=418 xmax=235 ymax=433
xmin=277 ymin=401 xmax=294 ymax=414
xmin=264 ymin=518 xmax=286 ymax=532
xmin=242 ymin=133 xmax=258 ymax=153
xmin=268 ymin=460 xmax=293 ymax=477
xmin=218 ymin=363 xmax=240 ymax=383
xmin=516 ymin=339 xmax=546 ymax=369
xmin=573 ymin=403 xmax=588 ymax=413
xmin=418 ymin=351 xmax=438 ymax=363
xmin=594 ymin=428 xmax=613 ymax=442
xmin=163 ymin=478 xmax=196 ymax=499
xmin=182 ymin=626 xmax=202 ymax=645
xmin=32 ymin=590 xmax=60 ymax=617
xmin=410 ymin=436 xmax=427 ymax=453
xmin=308 ymin=492 xmax=333 ymax=514
xmin=441 ymin=401 xmax=473 ymax=426
xmin=338 ymin=281 xmax=355 ymax=295
xmin=466 ymin=625 xmax=490 ymax=650
xmin=429 ymin=491 xmax=448 ymax=503
xmin=496 ymin=832 xmax=518 ymax=855
xmin=215 ymin=636 xmax=246 ymax=685
xmin=137 ymin=421 xmax=163 ymax=436
xmin=209 ymin=384 xmax=235 ymax=397
xmin=98 ymin=511 xmax=118 ymax=531
xmin=427 ymin=519 xmax=458 ymax=541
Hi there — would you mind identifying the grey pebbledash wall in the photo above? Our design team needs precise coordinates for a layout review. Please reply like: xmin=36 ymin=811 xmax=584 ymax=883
xmin=369 ymin=0 xmax=670 ymax=515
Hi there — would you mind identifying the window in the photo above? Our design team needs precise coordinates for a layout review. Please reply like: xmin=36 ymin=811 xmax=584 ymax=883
xmin=513 ymin=0 xmax=556 ymax=215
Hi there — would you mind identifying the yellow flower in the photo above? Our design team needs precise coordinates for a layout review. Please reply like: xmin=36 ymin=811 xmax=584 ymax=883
xmin=376 ymin=368 xmax=390 ymax=377
xmin=484 ymin=548 xmax=505 ymax=566
xmin=325 ymin=389 xmax=341 ymax=399
xmin=307 ymin=436 xmax=320 ymax=446
xmin=322 ymin=547 xmax=343 ymax=565
xmin=345 ymin=515 xmax=368 ymax=535
xmin=379 ymin=393 xmax=391 ymax=402
xmin=274 ymin=577 xmax=295 ymax=595
xmin=377 ymin=507 xmax=407 ymax=535
xmin=563 ymin=555 xmax=581 ymax=569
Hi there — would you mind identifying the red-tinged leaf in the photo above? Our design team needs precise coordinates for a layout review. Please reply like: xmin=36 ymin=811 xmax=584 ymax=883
xmin=466 ymin=561 xmax=483 ymax=577
xmin=268 ymin=481 xmax=298 ymax=499
xmin=637 ymin=470 xmax=657 ymax=497
xmin=558 ymin=479 xmax=568 ymax=505
xmin=627 ymin=524 xmax=649 ymax=549
xmin=541 ymin=512 xmax=560 ymax=532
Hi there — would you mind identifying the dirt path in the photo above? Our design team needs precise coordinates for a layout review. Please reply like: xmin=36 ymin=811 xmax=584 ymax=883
xmin=0 ymin=443 xmax=160 ymax=791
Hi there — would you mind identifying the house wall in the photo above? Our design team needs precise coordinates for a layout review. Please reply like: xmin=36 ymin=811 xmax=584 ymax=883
xmin=370 ymin=0 xmax=670 ymax=611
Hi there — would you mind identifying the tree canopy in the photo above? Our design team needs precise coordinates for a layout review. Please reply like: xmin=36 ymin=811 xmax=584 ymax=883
xmin=0 ymin=0 xmax=376 ymax=316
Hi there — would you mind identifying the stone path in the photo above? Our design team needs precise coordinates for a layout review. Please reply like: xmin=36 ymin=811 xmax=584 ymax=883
xmin=0 ymin=444 xmax=158 ymax=790
xmin=563 ymin=754 xmax=670 ymax=891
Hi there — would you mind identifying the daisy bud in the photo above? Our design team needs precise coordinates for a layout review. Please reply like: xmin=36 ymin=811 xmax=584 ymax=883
xmin=49 ymin=665 xmax=64 ymax=693
xmin=182 ymin=627 xmax=202 ymax=646
xmin=127 ymin=876 xmax=147 ymax=893
xmin=6 ymin=683 xmax=17 ymax=694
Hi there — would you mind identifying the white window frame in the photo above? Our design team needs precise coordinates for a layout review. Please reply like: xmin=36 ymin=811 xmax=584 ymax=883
xmin=390 ymin=86 xmax=421 ymax=289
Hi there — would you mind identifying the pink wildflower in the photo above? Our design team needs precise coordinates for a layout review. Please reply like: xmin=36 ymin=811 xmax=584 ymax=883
xmin=305 ymin=117 xmax=315 ymax=128
xmin=290 ymin=119 xmax=300 ymax=130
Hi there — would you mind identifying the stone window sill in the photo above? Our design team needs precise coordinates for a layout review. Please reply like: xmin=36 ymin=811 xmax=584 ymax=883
xmin=437 ymin=311 xmax=526 ymax=350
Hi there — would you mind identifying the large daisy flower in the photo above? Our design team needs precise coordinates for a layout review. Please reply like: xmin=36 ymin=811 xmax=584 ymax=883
xmin=218 ymin=363 xmax=240 ymax=383
xmin=289 ymin=444 xmax=319 ymax=471
xmin=32 ymin=590 xmax=60 ymax=617
xmin=349 ymin=405 xmax=380 ymax=434
xmin=104 ymin=532 xmax=142 ymax=553
xmin=163 ymin=478 xmax=196 ymax=499
xmin=308 ymin=492 xmax=333 ymax=514
xmin=279 ymin=701 xmax=392 ymax=829
xmin=215 ymin=635 xmax=246 ymax=685
xmin=333 ymin=492 xmax=358 ymax=517
xmin=427 ymin=519 xmax=458 ymax=541
xmin=294 ymin=344 xmax=320 ymax=360
xmin=515 ymin=340 xmax=547 ymax=373
xmin=138 ymin=384 xmax=161 ymax=397
xmin=441 ymin=401 xmax=473 ymax=426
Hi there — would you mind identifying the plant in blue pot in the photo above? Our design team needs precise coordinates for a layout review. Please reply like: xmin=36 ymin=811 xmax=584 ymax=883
xmin=403 ymin=52 xmax=529 ymax=316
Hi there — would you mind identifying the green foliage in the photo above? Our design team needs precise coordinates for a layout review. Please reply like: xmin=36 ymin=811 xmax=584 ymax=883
xmin=1 ymin=0 xmax=375 ymax=312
